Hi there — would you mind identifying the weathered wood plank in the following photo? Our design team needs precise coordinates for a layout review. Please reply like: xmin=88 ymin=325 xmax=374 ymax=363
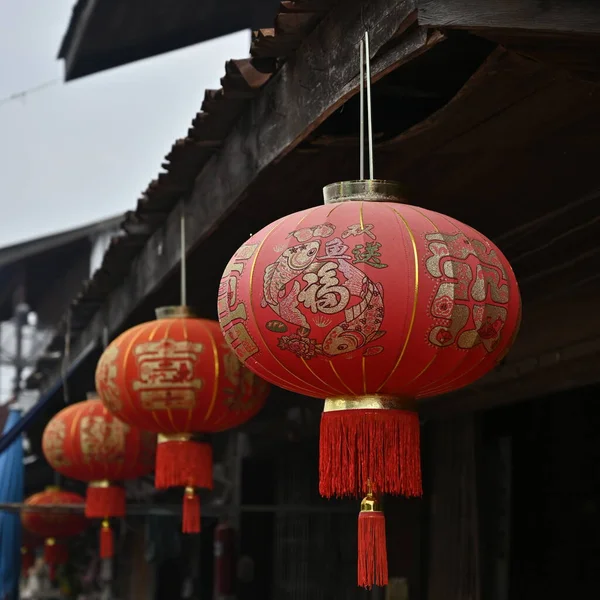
xmin=425 ymin=415 xmax=481 ymax=600
xmin=423 ymin=341 xmax=600 ymax=417
xmin=421 ymin=285 xmax=600 ymax=416
xmin=418 ymin=0 xmax=600 ymax=35
xmin=379 ymin=47 xmax=556 ymax=160
xmin=38 ymin=0 xmax=446 ymax=398
xmin=475 ymin=29 xmax=600 ymax=82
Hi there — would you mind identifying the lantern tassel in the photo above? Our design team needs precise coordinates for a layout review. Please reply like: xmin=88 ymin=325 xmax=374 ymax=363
xmin=100 ymin=520 xmax=114 ymax=559
xmin=156 ymin=438 xmax=211 ymax=534
xmin=44 ymin=538 xmax=68 ymax=580
xmin=357 ymin=487 xmax=388 ymax=588
xmin=86 ymin=483 xmax=126 ymax=518
xmin=155 ymin=438 xmax=213 ymax=490
xmin=320 ymin=406 xmax=422 ymax=498
xmin=183 ymin=487 xmax=201 ymax=534
xmin=21 ymin=546 xmax=34 ymax=577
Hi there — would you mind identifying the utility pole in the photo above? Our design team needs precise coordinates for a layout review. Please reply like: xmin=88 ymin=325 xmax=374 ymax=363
xmin=12 ymin=301 xmax=30 ymax=403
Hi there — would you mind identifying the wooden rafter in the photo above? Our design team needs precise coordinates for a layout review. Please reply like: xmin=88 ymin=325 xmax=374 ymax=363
xmin=417 ymin=0 xmax=600 ymax=35
xmin=417 ymin=0 xmax=600 ymax=80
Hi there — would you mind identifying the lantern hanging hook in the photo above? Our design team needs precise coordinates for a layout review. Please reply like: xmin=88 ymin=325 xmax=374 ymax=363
xmin=359 ymin=31 xmax=374 ymax=181
xmin=180 ymin=206 xmax=187 ymax=306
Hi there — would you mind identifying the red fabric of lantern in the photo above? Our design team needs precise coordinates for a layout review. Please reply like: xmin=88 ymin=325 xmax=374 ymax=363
xmin=21 ymin=488 xmax=87 ymax=579
xmin=218 ymin=180 xmax=521 ymax=587
xmin=95 ymin=306 xmax=270 ymax=533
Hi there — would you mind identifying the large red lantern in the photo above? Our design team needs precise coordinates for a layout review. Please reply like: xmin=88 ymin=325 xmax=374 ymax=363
xmin=21 ymin=488 xmax=87 ymax=579
xmin=42 ymin=397 xmax=156 ymax=557
xmin=95 ymin=306 xmax=270 ymax=533
xmin=218 ymin=179 xmax=521 ymax=586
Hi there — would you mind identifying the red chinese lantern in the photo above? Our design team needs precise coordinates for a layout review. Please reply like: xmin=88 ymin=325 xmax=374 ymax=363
xmin=42 ymin=397 xmax=156 ymax=557
xmin=21 ymin=488 xmax=87 ymax=579
xmin=95 ymin=306 xmax=270 ymax=533
xmin=218 ymin=179 xmax=521 ymax=587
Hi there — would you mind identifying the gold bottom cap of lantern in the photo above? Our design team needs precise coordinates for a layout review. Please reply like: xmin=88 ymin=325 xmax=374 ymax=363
xmin=323 ymin=395 xmax=417 ymax=412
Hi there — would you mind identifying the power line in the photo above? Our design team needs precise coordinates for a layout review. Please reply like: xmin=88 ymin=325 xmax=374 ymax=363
xmin=0 ymin=78 xmax=61 ymax=108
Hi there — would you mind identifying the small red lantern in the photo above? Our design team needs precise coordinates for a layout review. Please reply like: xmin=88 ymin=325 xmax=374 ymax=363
xmin=42 ymin=397 xmax=156 ymax=557
xmin=21 ymin=488 xmax=87 ymax=579
xmin=95 ymin=306 xmax=270 ymax=533
xmin=218 ymin=180 xmax=521 ymax=587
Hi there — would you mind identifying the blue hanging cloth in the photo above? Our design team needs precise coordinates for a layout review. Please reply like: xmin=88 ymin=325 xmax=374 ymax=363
xmin=0 ymin=410 xmax=24 ymax=600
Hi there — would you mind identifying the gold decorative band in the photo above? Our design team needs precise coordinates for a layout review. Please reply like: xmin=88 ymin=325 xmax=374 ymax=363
xmin=45 ymin=485 xmax=60 ymax=492
xmin=88 ymin=480 xmax=113 ymax=489
xmin=322 ymin=179 xmax=406 ymax=205
xmin=158 ymin=433 xmax=193 ymax=444
xmin=323 ymin=395 xmax=415 ymax=412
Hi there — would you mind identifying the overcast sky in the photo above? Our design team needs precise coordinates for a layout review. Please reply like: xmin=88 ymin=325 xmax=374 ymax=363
xmin=0 ymin=0 xmax=250 ymax=247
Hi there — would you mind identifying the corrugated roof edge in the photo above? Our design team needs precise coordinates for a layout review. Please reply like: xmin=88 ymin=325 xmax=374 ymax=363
xmin=28 ymin=0 xmax=337 ymax=386
xmin=0 ymin=215 xmax=123 ymax=270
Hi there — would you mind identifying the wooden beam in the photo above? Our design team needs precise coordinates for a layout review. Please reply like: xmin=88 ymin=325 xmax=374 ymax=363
xmin=38 ymin=0 xmax=445 ymax=398
xmin=0 ymin=502 xmax=355 ymax=516
xmin=418 ymin=0 xmax=600 ymax=35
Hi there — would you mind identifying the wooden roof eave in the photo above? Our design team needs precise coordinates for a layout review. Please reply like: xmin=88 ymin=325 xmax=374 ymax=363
xmin=31 ymin=1 xmax=600 ymax=418
xmin=33 ymin=0 xmax=444 ymax=400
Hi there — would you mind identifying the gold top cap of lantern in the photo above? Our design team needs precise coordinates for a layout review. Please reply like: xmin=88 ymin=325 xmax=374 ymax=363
xmin=323 ymin=179 xmax=406 ymax=205
xmin=155 ymin=306 xmax=197 ymax=320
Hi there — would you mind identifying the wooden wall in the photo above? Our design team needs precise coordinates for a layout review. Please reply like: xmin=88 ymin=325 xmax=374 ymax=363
xmin=423 ymin=416 xmax=481 ymax=600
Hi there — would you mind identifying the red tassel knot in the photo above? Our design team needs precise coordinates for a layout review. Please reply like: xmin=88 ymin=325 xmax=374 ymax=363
xmin=44 ymin=538 xmax=68 ymax=580
xmin=182 ymin=487 xmax=201 ymax=534
xmin=100 ymin=520 xmax=114 ymax=559
xmin=358 ymin=509 xmax=388 ymax=588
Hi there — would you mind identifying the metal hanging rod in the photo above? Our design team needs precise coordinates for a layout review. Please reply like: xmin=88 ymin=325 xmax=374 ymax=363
xmin=180 ymin=209 xmax=187 ymax=306
xmin=359 ymin=31 xmax=374 ymax=181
